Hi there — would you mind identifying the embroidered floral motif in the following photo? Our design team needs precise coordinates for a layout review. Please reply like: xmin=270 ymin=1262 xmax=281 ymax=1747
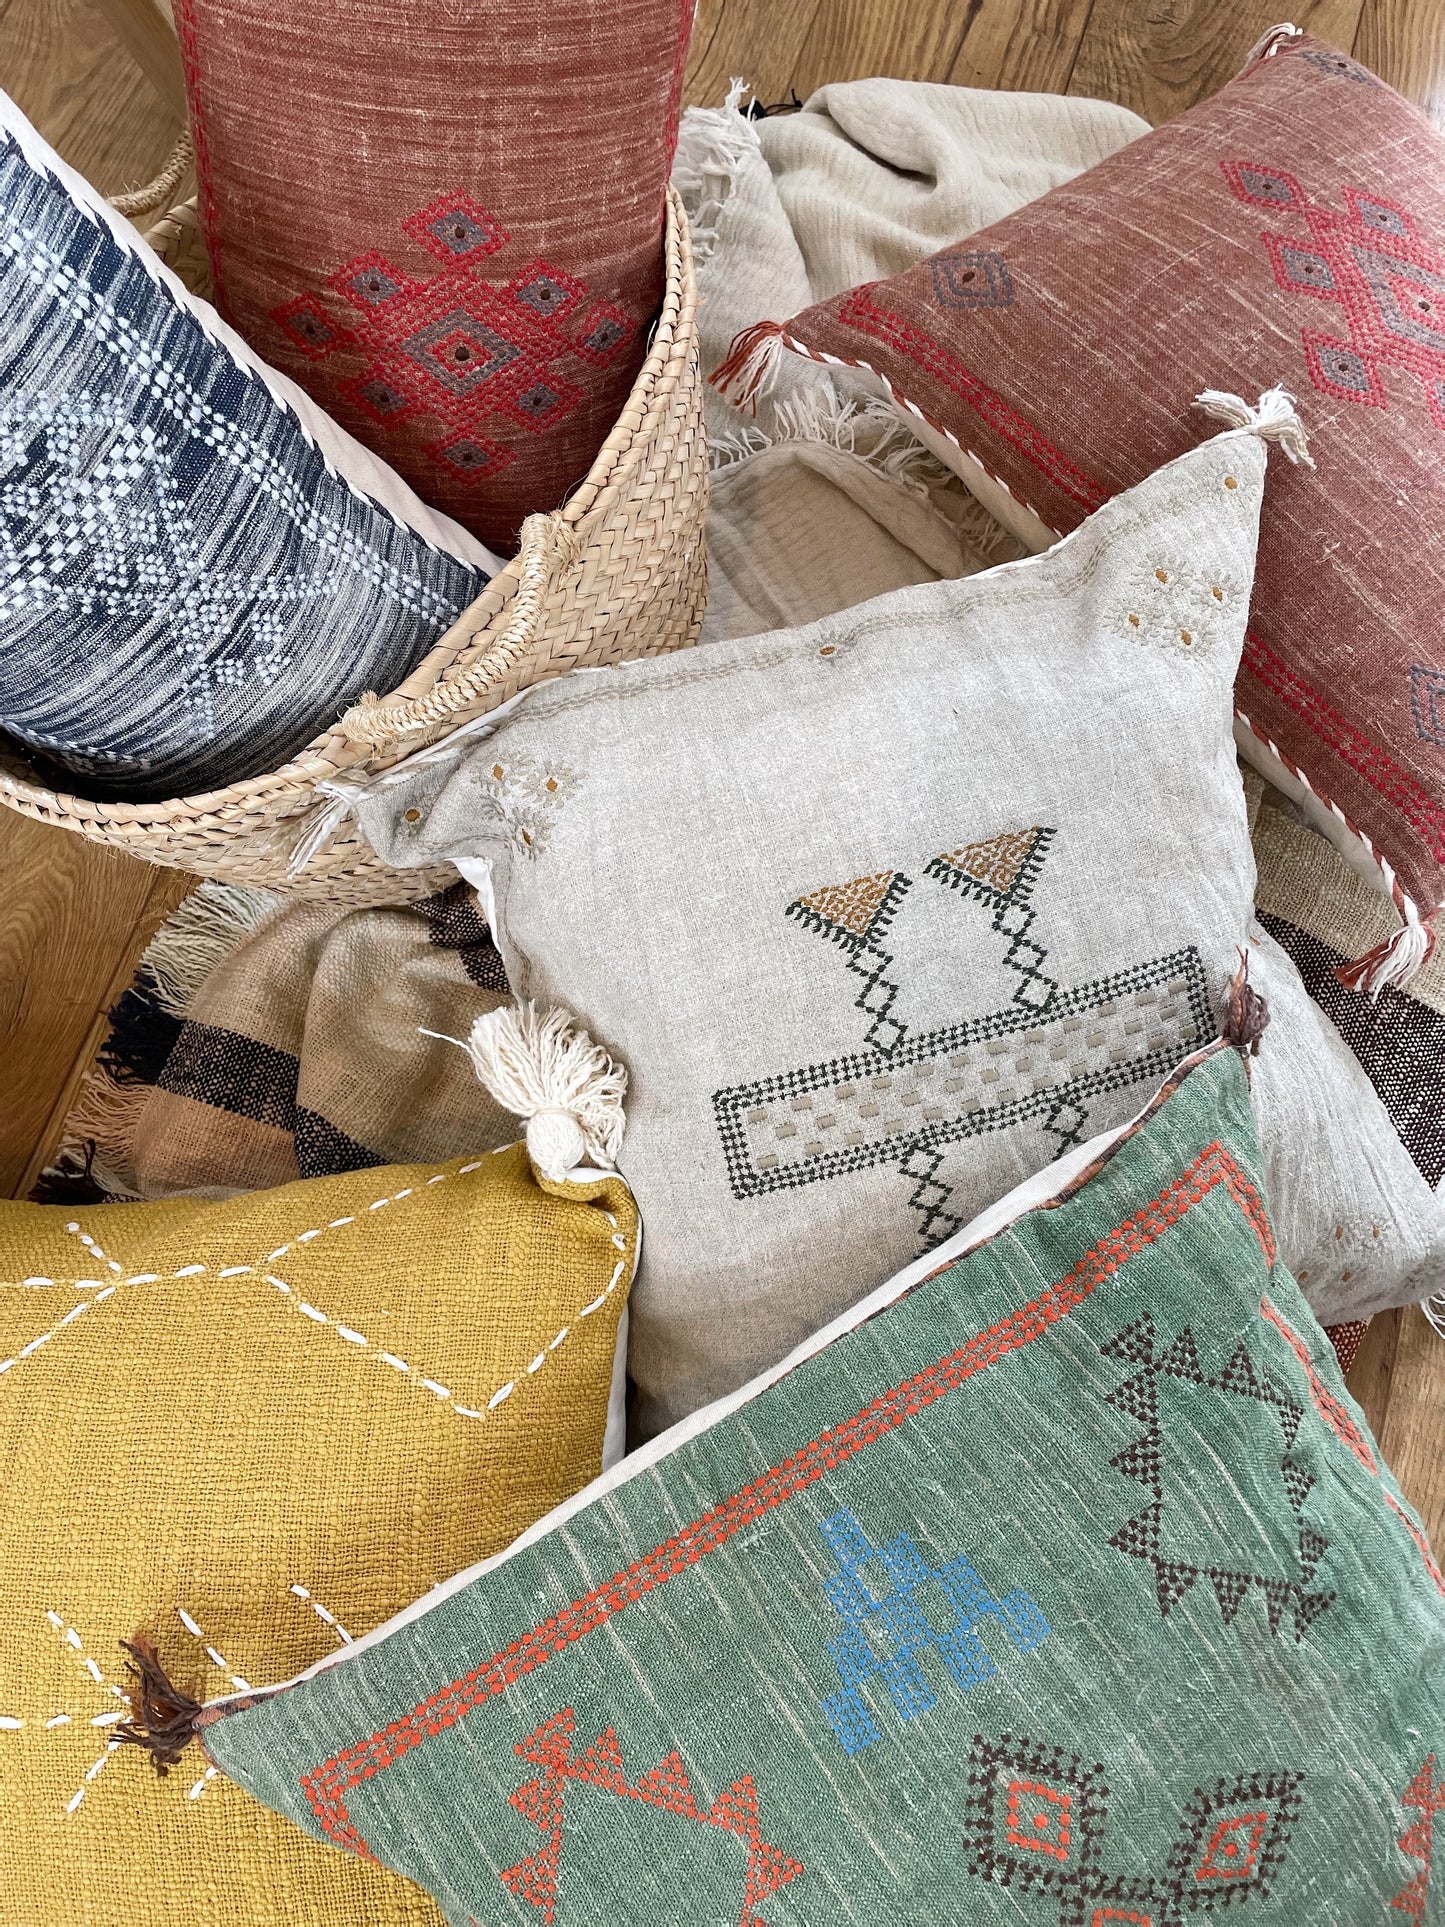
xmin=499 ymin=1708 xmax=802 ymax=1927
xmin=1119 ymin=555 xmax=1245 ymax=658
xmin=964 ymin=1732 xmax=1303 ymax=1926
xmin=1100 ymin=1313 xmax=1335 ymax=1639
xmin=272 ymin=193 xmax=638 ymax=484
xmin=473 ymin=752 xmax=584 ymax=859
xmin=1393 ymin=1754 xmax=1445 ymax=1920
xmin=1225 ymin=160 xmax=1445 ymax=431
xmin=815 ymin=1508 xmax=1049 ymax=1756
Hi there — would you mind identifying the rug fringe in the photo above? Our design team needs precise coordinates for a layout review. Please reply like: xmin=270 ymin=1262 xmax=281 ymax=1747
xmin=671 ymin=85 xmax=762 ymax=269
xmin=709 ymin=389 xmax=958 ymax=496
xmin=139 ymin=880 xmax=282 ymax=1018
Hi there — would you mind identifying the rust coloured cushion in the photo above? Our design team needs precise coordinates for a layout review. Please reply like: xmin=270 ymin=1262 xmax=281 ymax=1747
xmin=174 ymin=0 xmax=693 ymax=553
xmin=728 ymin=28 xmax=1445 ymax=993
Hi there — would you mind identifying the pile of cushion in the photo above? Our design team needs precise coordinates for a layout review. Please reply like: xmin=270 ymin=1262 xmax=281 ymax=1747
xmin=0 ymin=21 xmax=1440 ymax=1927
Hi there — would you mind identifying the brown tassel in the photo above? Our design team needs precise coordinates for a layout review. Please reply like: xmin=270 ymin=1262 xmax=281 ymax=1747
xmin=1222 ymin=949 xmax=1270 ymax=1057
xmin=113 ymin=1634 xmax=202 ymax=1776
xmin=709 ymin=319 xmax=788 ymax=412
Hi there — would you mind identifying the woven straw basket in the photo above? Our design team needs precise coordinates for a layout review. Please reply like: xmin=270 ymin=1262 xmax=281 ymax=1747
xmin=0 ymin=184 xmax=707 ymax=903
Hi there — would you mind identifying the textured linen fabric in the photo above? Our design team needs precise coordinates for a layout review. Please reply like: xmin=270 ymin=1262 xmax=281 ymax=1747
xmin=1249 ymin=779 xmax=1444 ymax=1187
xmin=355 ymin=421 xmax=1439 ymax=1431
xmin=675 ymin=82 xmax=1149 ymax=446
xmin=0 ymin=89 xmax=498 ymax=801
xmin=0 ymin=1146 xmax=637 ymax=1927
xmin=756 ymin=32 xmax=1445 ymax=958
xmin=201 ymin=1046 xmax=1445 ymax=1926
xmin=175 ymin=0 xmax=693 ymax=552
xmin=702 ymin=425 xmax=1023 ymax=645
xmin=56 ymin=881 xmax=515 ymax=1203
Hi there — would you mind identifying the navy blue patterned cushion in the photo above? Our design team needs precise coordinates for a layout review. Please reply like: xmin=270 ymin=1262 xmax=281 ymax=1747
xmin=0 ymin=94 xmax=499 ymax=800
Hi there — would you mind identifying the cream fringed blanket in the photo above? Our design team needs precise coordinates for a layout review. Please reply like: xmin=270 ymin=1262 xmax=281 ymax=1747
xmin=675 ymin=80 xmax=1151 ymax=637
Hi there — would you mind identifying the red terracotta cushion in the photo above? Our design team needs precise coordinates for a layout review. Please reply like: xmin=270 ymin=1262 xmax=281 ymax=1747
xmin=723 ymin=30 xmax=1445 ymax=992
xmin=174 ymin=0 xmax=692 ymax=553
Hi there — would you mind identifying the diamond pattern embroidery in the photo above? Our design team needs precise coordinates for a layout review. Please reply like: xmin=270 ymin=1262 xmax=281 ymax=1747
xmin=1224 ymin=159 xmax=1445 ymax=429
xmin=965 ymin=1733 xmax=1303 ymax=1925
xmin=271 ymin=192 xmax=638 ymax=484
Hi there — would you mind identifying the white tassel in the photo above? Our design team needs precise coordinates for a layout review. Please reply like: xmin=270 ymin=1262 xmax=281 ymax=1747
xmin=1240 ymin=21 xmax=1302 ymax=67
xmin=432 ymin=1003 xmax=627 ymax=1180
xmin=1423 ymin=1291 xmax=1445 ymax=1343
xmin=1333 ymin=903 xmax=1436 ymax=997
xmin=1193 ymin=385 xmax=1314 ymax=466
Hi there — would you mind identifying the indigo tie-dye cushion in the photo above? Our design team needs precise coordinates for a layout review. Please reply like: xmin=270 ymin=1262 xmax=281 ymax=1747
xmin=200 ymin=1043 xmax=1445 ymax=1925
xmin=0 ymin=90 xmax=500 ymax=801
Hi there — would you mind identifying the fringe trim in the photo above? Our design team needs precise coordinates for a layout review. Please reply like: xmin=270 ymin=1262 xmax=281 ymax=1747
xmin=1423 ymin=1291 xmax=1445 ymax=1343
xmin=1192 ymin=385 xmax=1314 ymax=466
xmin=1222 ymin=949 xmax=1270 ymax=1057
xmin=32 ymin=881 xmax=279 ymax=1204
xmin=1332 ymin=904 xmax=1437 ymax=998
xmin=670 ymin=82 xmax=761 ymax=271
xmin=427 ymin=1002 xmax=628 ymax=1180
xmin=709 ymin=389 xmax=961 ymax=498
xmin=137 ymin=880 xmax=282 ymax=1017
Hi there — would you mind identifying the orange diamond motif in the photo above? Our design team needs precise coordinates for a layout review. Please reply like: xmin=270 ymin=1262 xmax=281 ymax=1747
xmin=1195 ymin=1809 xmax=1269 ymax=1882
xmin=1005 ymin=1777 xmax=1073 ymax=1861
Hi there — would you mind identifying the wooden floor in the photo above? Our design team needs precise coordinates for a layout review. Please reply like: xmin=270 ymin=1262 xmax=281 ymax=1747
xmin=0 ymin=0 xmax=1441 ymax=1529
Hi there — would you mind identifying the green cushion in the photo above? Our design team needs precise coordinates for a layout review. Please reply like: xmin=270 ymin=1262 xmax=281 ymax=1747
xmin=202 ymin=1044 xmax=1445 ymax=1925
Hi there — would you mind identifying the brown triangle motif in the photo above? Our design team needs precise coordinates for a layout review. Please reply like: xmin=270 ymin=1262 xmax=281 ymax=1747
xmin=793 ymin=870 xmax=896 ymax=941
xmin=935 ymin=825 xmax=1043 ymax=899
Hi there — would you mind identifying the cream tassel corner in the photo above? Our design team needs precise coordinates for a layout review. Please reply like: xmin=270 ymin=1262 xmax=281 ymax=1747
xmin=1192 ymin=385 xmax=1314 ymax=466
xmin=425 ymin=1002 xmax=627 ymax=1180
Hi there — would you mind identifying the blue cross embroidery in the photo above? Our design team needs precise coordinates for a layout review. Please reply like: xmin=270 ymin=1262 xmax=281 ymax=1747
xmin=817 ymin=1508 xmax=1051 ymax=1756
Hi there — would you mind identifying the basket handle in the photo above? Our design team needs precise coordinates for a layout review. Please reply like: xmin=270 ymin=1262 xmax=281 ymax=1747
xmin=338 ymin=512 xmax=581 ymax=751
xmin=110 ymin=127 xmax=194 ymax=221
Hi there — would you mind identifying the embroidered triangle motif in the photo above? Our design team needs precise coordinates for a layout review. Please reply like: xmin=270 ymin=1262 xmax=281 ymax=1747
xmin=509 ymin=1775 xmax=561 ymax=1832
xmin=791 ymin=870 xmax=899 ymax=942
xmin=934 ymin=824 xmax=1048 ymax=902
xmin=515 ymin=1708 xmax=575 ymax=1770
xmin=1217 ymin=1340 xmax=1265 ymax=1400
xmin=1109 ymin=1430 xmax=1163 ymax=1493
xmin=1154 ymin=1559 xmax=1199 ymax=1615
xmin=710 ymin=1777 xmax=761 ymax=1841
xmin=499 ymin=1845 xmax=560 ymax=1911
xmin=1109 ymin=1500 xmax=1162 ymax=1560
xmin=1156 ymin=1327 xmax=1206 ymax=1382
xmin=574 ymin=1727 xmax=628 ymax=1793
xmin=632 ymin=1751 xmax=700 ymax=1817
xmin=1211 ymin=1571 xmax=1252 ymax=1624
xmin=1099 ymin=1314 xmax=1158 ymax=1365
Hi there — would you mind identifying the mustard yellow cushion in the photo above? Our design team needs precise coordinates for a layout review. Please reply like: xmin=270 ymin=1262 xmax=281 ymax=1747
xmin=0 ymin=1145 xmax=637 ymax=1926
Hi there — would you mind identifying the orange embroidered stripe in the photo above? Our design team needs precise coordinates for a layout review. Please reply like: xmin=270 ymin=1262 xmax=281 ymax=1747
xmin=1259 ymin=1296 xmax=1376 ymax=1472
xmin=1259 ymin=1297 xmax=1445 ymax=1601
xmin=1385 ymin=1494 xmax=1445 ymax=1600
xmin=296 ymin=1142 xmax=1273 ymax=1862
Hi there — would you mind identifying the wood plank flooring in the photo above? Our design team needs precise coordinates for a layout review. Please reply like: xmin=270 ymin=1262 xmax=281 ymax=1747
xmin=0 ymin=0 xmax=1440 ymax=1539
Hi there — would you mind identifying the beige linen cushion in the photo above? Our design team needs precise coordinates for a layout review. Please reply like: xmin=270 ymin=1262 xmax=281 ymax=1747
xmin=353 ymin=417 xmax=1441 ymax=1434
